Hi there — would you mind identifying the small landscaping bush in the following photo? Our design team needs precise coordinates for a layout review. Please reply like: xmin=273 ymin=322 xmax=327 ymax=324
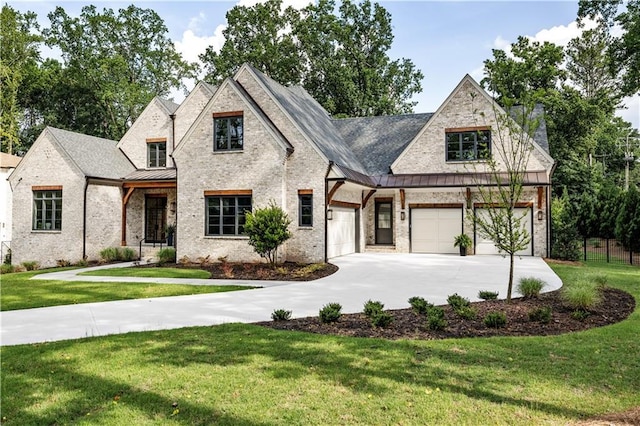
xmin=478 ymin=290 xmax=499 ymax=300
xmin=571 ymin=310 xmax=591 ymax=321
xmin=447 ymin=293 xmax=470 ymax=310
xmin=561 ymin=279 xmax=601 ymax=311
xmin=76 ymin=258 xmax=89 ymax=267
xmin=408 ymin=296 xmax=433 ymax=316
xmin=21 ymin=261 xmax=40 ymax=271
xmin=319 ymin=303 xmax=342 ymax=323
xmin=0 ymin=264 xmax=15 ymax=274
xmin=484 ymin=311 xmax=507 ymax=328
xmin=57 ymin=259 xmax=71 ymax=267
xmin=100 ymin=247 xmax=120 ymax=262
xmin=528 ymin=306 xmax=552 ymax=323
xmin=455 ymin=306 xmax=477 ymax=320
xmin=426 ymin=306 xmax=447 ymax=331
xmin=517 ymin=277 xmax=546 ymax=298
xmin=370 ymin=311 xmax=394 ymax=328
xmin=120 ymin=247 xmax=137 ymax=261
xmin=363 ymin=300 xmax=384 ymax=318
xmin=591 ymin=273 xmax=608 ymax=288
xmin=157 ymin=248 xmax=176 ymax=264
xmin=271 ymin=309 xmax=292 ymax=321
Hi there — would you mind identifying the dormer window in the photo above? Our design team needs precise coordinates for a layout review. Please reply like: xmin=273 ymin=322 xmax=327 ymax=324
xmin=147 ymin=138 xmax=167 ymax=168
xmin=213 ymin=112 xmax=244 ymax=151
xmin=445 ymin=127 xmax=491 ymax=161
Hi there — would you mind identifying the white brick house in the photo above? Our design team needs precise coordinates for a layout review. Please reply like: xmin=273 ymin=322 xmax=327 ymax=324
xmin=10 ymin=64 xmax=554 ymax=267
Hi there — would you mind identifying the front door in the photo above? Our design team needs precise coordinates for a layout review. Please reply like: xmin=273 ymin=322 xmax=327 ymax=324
xmin=375 ymin=200 xmax=393 ymax=245
xmin=145 ymin=195 xmax=167 ymax=243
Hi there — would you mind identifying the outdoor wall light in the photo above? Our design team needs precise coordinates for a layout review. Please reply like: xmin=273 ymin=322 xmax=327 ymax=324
xmin=537 ymin=210 xmax=543 ymax=221
xmin=401 ymin=211 xmax=406 ymax=221
xmin=327 ymin=209 xmax=333 ymax=220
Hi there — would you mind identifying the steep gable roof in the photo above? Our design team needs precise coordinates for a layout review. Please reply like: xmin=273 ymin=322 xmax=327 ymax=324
xmin=0 ymin=152 xmax=21 ymax=169
xmin=47 ymin=127 xmax=135 ymax=179
xmin=243 ymin=64 xmax=367 ymax=174
xmin=157 ymin=97 xmax=180 ymax=115
xmin=333 ymin=113 xmax=433 ymax=175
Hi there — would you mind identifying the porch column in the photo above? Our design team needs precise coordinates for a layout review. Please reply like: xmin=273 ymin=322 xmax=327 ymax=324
xmin=121 ymin=186 xmax=135 ymax=246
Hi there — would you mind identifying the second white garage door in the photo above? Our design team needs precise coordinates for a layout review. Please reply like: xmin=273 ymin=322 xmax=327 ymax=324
xmin=327 ymin=207 xmax=356 ymax=259
xmin=474 ymin=207 xmax=533 ymax=255
xmin=411 ymin=208 xmax=462 ymax=254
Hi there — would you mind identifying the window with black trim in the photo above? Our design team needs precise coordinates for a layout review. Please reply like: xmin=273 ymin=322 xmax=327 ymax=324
xmin=299 ymin=193 xmax=313 ymax=226
xmin=148 ymin=142 xmax=166 ymax=167
xmin=206 ymin=195 xmax=252 ymax=235
xmin=33 ymin=190 xmax=62 ymax=230
xmin=214 ymin=116 xmax=244 ymax=151
xmin=446 ymin=130 xmax=491 ymax=161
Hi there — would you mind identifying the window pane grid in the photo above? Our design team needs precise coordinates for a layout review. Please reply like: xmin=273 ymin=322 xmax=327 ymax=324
xmin=299 ymin=194 xmax=313 ymax=226
xmin=445 ymin=130 xmax=491 ymax=161
xmin=214 ymin=116 xmax=244 ymax=151
xmin=148 ymin=142 xmax=166 ymax=168
xmin=206 ymin=196 xmax=251 ymax=235
xmin=33 ymin=190 xmax=62 ymax=230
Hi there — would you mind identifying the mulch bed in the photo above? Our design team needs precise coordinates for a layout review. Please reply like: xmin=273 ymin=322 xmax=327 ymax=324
xmin=153 ymin=261 xmax=339 ymax=281
xmin=257 ymin=288 xmax=635 ymax=340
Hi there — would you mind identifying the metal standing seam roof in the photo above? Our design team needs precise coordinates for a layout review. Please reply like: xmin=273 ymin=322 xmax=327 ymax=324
xmin=47 ymin=127 xmax=135 ymax=180
xmin=123 ymin=168 xmax=177 ymax=181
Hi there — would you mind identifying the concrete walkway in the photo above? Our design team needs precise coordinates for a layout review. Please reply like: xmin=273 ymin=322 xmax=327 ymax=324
xmin=0 ymin=254 xmax=562 ymax=346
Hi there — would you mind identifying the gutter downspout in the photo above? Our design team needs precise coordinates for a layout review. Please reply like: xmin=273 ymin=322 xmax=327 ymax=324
xmin=83 ymin=177 xmax=89 ymax=260
xmin=170 ymin=113 xmax=177 ymax=251
xmin=547 ymin=161 xmax=558 ymax=258
xmin=324 ymin=161 xmax=333 ymax=263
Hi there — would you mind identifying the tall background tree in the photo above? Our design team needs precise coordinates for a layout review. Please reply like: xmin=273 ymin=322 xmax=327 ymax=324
xmin=0 ymin=5 xmax=41 ymax=154
xmin=200 ymin=0 xmax=423 ymax=117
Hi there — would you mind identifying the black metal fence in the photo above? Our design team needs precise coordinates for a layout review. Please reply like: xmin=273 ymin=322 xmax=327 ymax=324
xmin=583 ymin=237 xmax=638 ymax=265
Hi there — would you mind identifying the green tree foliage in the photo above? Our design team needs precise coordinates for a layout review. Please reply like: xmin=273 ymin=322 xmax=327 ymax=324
xmin=200 ymin=0 xmax=423 ymax=117
xmin=551 ymin=191 xmax=582 ymax=261
xmin=578 ymin=0 xmax=640 ymax=97
xmin=244 ymin=202 xmax=292 ymax=267
xmin=0 ymin=5 xmax=41 ymax=154
xmin=43 ymin=5 xmax=195 ymax=140
xmin=470 ymin=99 xmax=537 ymax=302
xmin=615 ymin=185 xmax=640 ymax=251
xmin=200 ymin=0 xmax=302 ymax=87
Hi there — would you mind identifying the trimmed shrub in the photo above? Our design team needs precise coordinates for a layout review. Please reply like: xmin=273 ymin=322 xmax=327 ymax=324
xmin=517 ymin=277 xmax=546 ymax=298
xmin=157 ymin=248 xmax=176 ymax=264
xmin=244 ymin=202 xmax=292 ymax=266
xmin=100 ymin=247 xmax=120 ymax=262
xmin=427 ymin=306 xmax=447 ymax=331
xmin=478 ymin=290 xmax=499 ymax=300
xmin=455 ymin=306 xmax=477 ymax=320
xmin=271 ymin=309 xmax=292 ymax=321
xmin=408 ymin=296 xmax=433 ymax=316
xmin=484 ymin=311 xmax=507 ymax=328
xmin=319 ymin=303 xmax=342 ymax=323
xmin=21 ymin=261 xmax=40 ymax=271
xmin=528 ymin=306 xmax=552 ymax=323
xmin=370 ymin=311 xmax=394 ymax=328
xmin=363 ymin=300 xmax=384 ymax=318
xmin=447 ymin=293 xmax=470 ymax=310
xmin=561 ymin=279 xmax=601 ymax=311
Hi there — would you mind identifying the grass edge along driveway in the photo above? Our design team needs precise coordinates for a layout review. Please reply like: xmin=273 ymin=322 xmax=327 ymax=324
xmin=0 ymin=268 xmax=255 ymax=311
xmin=1 ymin=261 xmax=639 ymax=425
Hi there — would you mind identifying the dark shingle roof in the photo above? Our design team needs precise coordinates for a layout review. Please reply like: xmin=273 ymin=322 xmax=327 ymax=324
xmin=509 ymin=104 xmax=549 ymax=154
xmin=333 ymin=114 xmax=433 ymax=175
xmin=47 ymin=127 xmax=135 ymax=179
xmin=158 ymin=98 xmax=180 ymax=114
xmin=247 ymin=65 xmax=367 ymax=174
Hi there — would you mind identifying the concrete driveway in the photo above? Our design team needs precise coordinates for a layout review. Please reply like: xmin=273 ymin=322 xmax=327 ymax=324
xmin=0 ymin=254 xmax=562 ymax=346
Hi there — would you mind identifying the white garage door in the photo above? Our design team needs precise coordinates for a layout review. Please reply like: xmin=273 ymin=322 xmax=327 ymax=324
xmin=474 ymin=208 xmax=533 ymax=256
xmin=411 ymin=208 xmax=462 ymax=254
xmin=327 ymin=207 xmax=356 ymax=258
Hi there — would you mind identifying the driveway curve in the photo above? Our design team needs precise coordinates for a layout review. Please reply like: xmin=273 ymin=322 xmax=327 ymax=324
xmin=0 ymin=254 xmax=561 ymax=346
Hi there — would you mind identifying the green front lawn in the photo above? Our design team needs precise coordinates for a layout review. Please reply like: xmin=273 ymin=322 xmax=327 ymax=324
xmin=0 ymin=270 xmax=254 ymax=311
xmin=79 ymin=267 xmax=211 ymax=279
xmin=1 ymin=262 xmax=638 ymax=424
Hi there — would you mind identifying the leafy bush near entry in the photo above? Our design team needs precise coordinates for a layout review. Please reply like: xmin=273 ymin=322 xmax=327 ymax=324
xmin=319 ymin=303 xmax=342 ymax=323
xmin=157 ymin=248 xmax=176 ymax=264
xmin=271 ymin=309 xmax=292 ymax=321
xmin=478 ymin=290 xmax=499 ymax=300
xmin=363 ymin=300 xmax=384 ymax=318
xmin=528 ymin=306 xmax=552 ymax=323
xmin=100 ymin=247 xmax=137 ymax=262
xmin=484 ymin=311 xmax=507 ymax=328
xmin=447 ymin=293 xmax=470 ymax=310
xmin=408 ymin=296 xmax=433 ymax=316
xmin=244 ymin=201 xmax=292 ymax=267
xmin=517 ymin=277 xmax=546 ymax=298
xmin=21 ymin=261 xmax=40 ymax=271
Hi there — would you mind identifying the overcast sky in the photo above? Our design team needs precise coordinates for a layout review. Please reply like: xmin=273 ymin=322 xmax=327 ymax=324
xmin=12 ymin=0 xmax=640 ymax=128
